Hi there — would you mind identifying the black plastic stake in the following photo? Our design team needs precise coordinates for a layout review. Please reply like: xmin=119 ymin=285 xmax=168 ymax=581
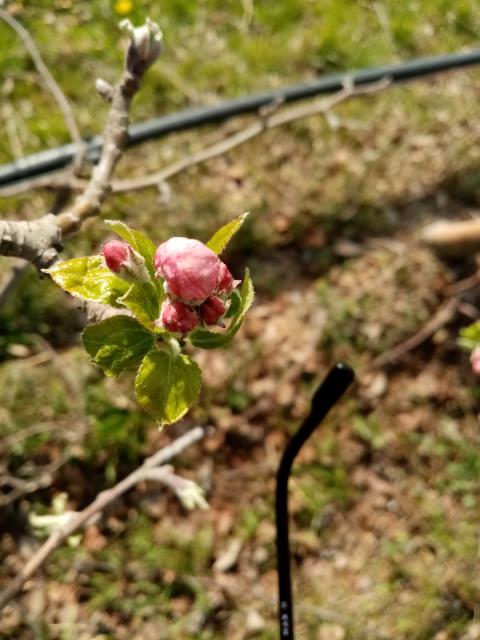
xmin=275 ymin=362 xmax=355 ymax=639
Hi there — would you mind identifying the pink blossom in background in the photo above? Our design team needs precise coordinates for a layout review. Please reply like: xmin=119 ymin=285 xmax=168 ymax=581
xmin=160 ymin=300 xmax=198 ymax=333
xmin=471 ymin=347 xmax=480 ymax=375
xmin=154 ymin=237 xmax=220 ymax=303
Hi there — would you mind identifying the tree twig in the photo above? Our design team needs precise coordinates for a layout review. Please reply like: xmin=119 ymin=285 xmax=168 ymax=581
xmin=99 ymin=78 xmax=391 ymax=193
xmin=0 ymin=214 xmax=63 ymax=266
xmin=0 ymin=77 xmax=390 ymax=198
xmin=0 ymin=18 xmax=162 ymax=267
xmin=0 ymin=172 xmax=85 ymax=199
xmin=0 ymin=454 xmax=70 ymax=508
xmin=55 ymin=19 xmax=162 ymax=234
xmin=0 ymin=425 xmax=206 ymax=612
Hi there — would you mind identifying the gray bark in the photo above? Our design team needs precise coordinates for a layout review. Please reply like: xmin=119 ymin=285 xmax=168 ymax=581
xmin=0 ymin=214 xmax=62 ymax=267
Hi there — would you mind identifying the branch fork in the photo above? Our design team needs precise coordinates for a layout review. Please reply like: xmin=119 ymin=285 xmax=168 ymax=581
xmin=0 ymin=17 xmax=162 ymax=267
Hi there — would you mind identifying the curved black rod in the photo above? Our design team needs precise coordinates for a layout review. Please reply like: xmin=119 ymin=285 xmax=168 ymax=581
xmin=2 ymin=48 xmax=480 ymax=187
xmin=275 ymin=362 xmax=355 ymax=639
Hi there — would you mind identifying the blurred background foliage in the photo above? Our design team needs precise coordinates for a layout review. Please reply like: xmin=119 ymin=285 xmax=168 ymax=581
xmin=1 ymin=1 xmax=480 ymax=639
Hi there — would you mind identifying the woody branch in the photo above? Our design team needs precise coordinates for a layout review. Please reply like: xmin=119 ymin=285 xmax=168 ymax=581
xmin=0 ymin=17 xmax=162 ymax=268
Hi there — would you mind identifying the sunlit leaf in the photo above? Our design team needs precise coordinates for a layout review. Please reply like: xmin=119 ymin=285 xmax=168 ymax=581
xmin=135 ymin=349 xmax=201 ymax=425
xmin=118 ymin=281 xmax=161 ymax=327
xmin=46 ymin=256 xmax=129 ymax=305
xmin=225 ymin=289 xmax=241 ymax=318
xmin=206 ymin=212 xmax=249 ymax=255
xmin=82 ymin=316 xmax=154 ymax=376
xmin=459 ymin=321 xmax=480 ymax=351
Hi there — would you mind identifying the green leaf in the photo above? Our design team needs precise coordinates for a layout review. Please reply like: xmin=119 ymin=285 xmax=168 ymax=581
xmin=459 ymin=321 xmax=480 ymax=351
xmin=190 ymin=269 xmax=254 ymax=349
xmin=118 ymin=281 xmax=161 ymax=327
xmin=82 ymin=316 xmax=154 ymax=377
xmin=225 ymin=289 xmax=241 ymax=318
xmin=106 ymin=220 xmax=157 ymax=278
xmin=46 ymin=256 xmax=129 ymax=305
xmin=206 ymin=212 xmax=249 ymax=255
xmin=135 ymin=349 xmax=201 ymax=425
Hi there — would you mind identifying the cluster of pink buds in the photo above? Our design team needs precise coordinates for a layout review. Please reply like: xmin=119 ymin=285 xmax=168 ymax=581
xmin=154 ymin=237 xmax=240 ymax=334
xmin=102 ymin=236 xmax=240 ymax=334
xmin=102 ymin=240 xmax=149 ymax=282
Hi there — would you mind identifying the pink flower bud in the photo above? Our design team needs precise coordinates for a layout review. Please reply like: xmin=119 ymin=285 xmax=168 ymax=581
xmin=102 ymin=240 xmax=129 ymax=273
xmin=154 ymin=237 xmax=221 ymax=303
xmin=216 ymin=261 xmax=241 ymax=295
xmin=102 ymin=240 xmax=149 ymax=282
xmin=471 ymin=347 xmax=480 ymax=375
xmin=160 ymin=300 xmax=198 ymax=333
xmin=201 ymin=296 xmax=226 ymax=326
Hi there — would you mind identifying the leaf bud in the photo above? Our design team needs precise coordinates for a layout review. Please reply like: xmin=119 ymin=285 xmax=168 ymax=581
xmin=120 ymin=17 xmax=162 ymax=75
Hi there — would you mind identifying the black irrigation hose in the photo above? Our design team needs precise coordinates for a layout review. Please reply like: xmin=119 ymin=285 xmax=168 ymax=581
xmin=275 ymin=363 xmax=355 ymax=639
xmin=2 ymin=48 xmax=480 ymax=188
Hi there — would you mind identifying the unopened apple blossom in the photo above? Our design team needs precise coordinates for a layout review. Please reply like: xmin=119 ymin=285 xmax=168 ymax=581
xmin=102 ymin=239 xmax=149 ymax=282
xmin=151 ymin=236 xmax=241 ymax=333
xmin=160 ymin=300 xmax=199 ymax=333
xmin=154 ymin=237 xmax=221 ymax=303
xmin=102 ymin=234 xmax=241 ymax=335
xmin=201 ymin=296 xmax=226 ymax=326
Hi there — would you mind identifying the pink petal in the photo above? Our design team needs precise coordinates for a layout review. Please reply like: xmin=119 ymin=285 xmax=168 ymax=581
xmin=201 ymin=296 xmax=226 ymax=325
xmin=216 ymin=261 xmax=240 ymax=295
xmin=161 ymin=300 xmax=198 ymax=333
xmin=154 ymin=237 xmax=220 ymax=302
xmin=102 ymin=240 xmax=130 ymax=273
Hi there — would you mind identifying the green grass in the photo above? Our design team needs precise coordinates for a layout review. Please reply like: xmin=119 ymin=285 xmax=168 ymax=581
xmin=0 ymin=0 xmax=479 ymax=163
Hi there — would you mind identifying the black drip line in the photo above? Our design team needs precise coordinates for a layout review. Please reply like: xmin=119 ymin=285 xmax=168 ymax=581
xmin=1 ymin=49 xmax=480 ymax=187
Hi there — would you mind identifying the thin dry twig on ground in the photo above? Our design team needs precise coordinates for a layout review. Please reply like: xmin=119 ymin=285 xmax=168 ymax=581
xmin=0 ymin=454 xmax=70 ymax=508
xmin=0 ymin=7 xmax=84 ymax=167
xmin=443 ymin=269 xmax=480 ymax=297
xmin=0 ymin=335 xmax=89 ymax=506
xmin=0 ymin=425 xmax=208 ymax=612
xmin=0 ymin=422 xmax=65 ymax=455
xmin=370 ymin=296 xmax=460 ymax=368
